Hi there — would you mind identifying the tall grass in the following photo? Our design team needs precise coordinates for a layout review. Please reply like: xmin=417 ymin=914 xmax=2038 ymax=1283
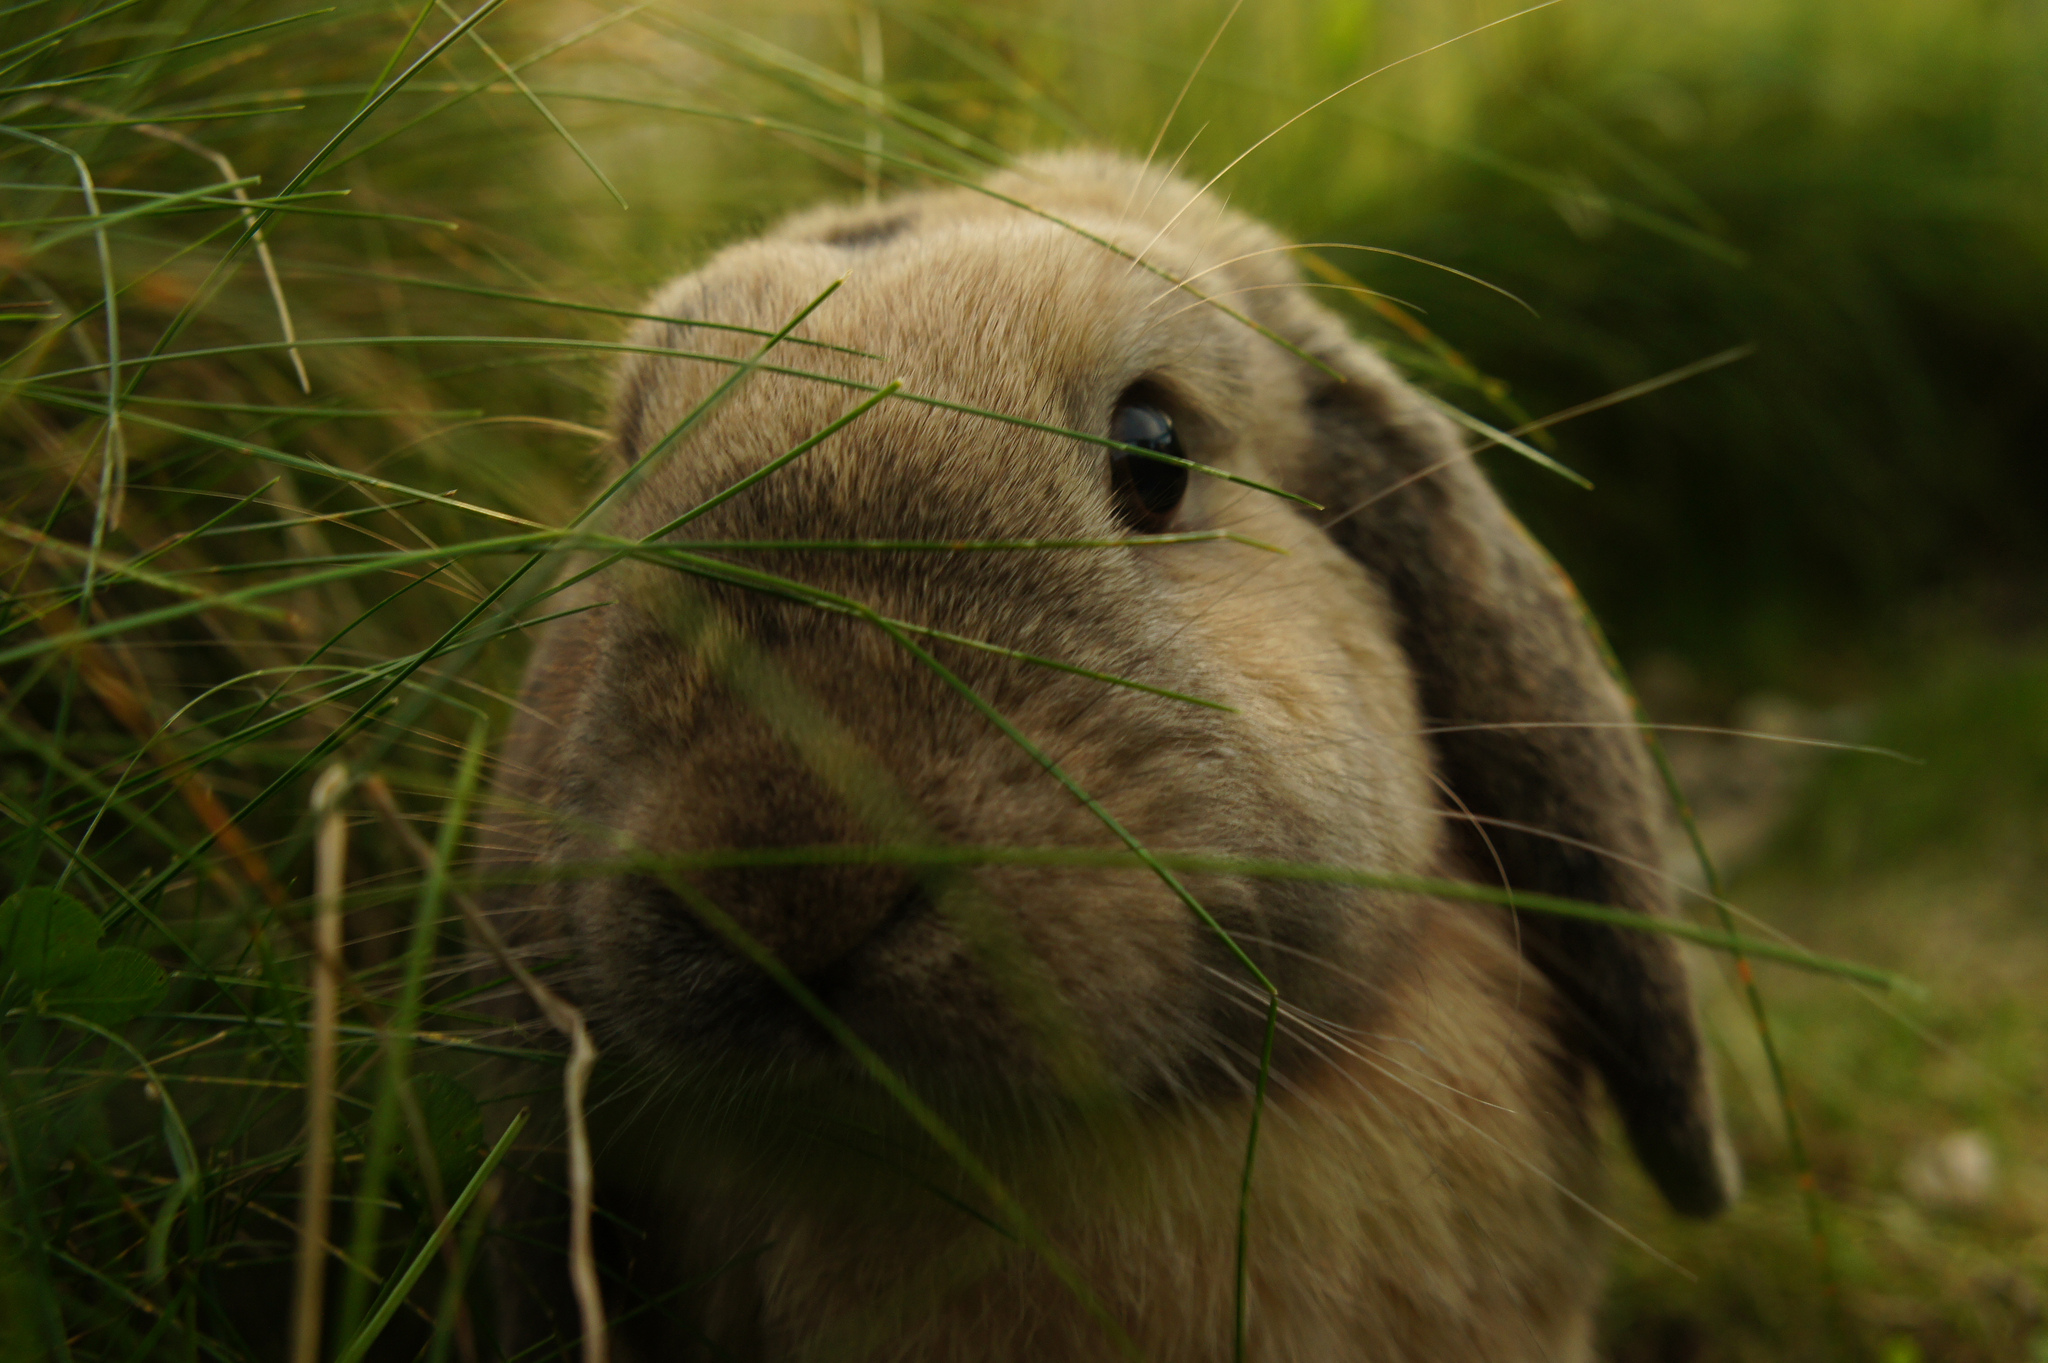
xmin=2 ymin=1 xmax=2042 ymax=1360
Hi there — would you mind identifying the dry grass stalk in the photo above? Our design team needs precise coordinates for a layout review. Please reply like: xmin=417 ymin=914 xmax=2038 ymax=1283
xmin=51 ymin=97 xmax=309 ymax=391
xmin=292 ymin=763 xmax=352 ymax=1363
xmin=361 ymin=777 xmax=609 ymax=1363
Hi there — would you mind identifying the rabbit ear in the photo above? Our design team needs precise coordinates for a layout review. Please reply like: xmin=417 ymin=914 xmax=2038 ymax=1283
xmin=1275 ymin=312 xmax=1738 ymax=1217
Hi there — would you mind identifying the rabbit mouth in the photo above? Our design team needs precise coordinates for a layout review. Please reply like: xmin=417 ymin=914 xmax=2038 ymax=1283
xmin=581 ymin=862 xmax=1210 ymax=1103
xmin=580 ymin=853 xmax=1372 ymax=1129
xmin=587 ymin=870 xmax=970 ymax=1074
xmin=800 ymin=880 xmax=936 ymax=1006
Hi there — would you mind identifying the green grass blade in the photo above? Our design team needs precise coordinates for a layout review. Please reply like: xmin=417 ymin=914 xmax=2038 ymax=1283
xmin=333 ymin=1109 xmax=527 ymax=1363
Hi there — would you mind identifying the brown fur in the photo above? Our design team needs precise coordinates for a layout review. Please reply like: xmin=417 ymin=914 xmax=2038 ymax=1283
xmin=484 ymin=151 xmax=1732 ymax=1361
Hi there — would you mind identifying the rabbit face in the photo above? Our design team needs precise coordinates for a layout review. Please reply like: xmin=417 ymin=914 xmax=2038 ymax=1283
xmin=488 ymin=150 xmax=1735 ymax=1363
xmin=536 ymin=200 xmax=1446 ymax=1114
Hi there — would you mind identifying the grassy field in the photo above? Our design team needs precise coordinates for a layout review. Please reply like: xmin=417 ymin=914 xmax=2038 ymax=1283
xmin=1604 ymin=640 xmax=2048 ymax=1361
xmin=3 ymin=0 xmax=2044 ymax=1359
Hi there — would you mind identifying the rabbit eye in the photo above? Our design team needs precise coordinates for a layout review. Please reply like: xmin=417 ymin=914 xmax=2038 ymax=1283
xmin=1109 ymin=402 xmax=1189 ymax=532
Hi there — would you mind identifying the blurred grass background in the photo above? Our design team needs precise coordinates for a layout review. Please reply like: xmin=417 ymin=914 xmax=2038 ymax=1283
xmin=2 ymin=0 xmax=2044 ymax=1359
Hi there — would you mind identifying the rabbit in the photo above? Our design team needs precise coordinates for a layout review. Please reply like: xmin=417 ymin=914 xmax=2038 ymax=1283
xmin=482 ymin=149 xmax=1738 ymax=1363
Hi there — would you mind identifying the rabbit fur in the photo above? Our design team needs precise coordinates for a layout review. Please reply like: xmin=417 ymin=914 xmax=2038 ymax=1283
xmin=484 ymin=150 xmax=1736 ymax=1363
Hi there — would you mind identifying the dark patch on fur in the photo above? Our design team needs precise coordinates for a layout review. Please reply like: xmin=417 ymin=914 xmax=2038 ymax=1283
xmin=820 ymin=214 xmax=913 ymax=250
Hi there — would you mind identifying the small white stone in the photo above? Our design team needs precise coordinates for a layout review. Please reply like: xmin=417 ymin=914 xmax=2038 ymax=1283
xmin=1900 ymin=1129 xmax=1997 ymax=1211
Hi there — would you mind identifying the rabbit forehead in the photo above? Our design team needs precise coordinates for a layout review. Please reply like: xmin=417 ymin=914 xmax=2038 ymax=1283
xmin=703 ymin=215 xmax=1259 ymax=398
xmin=611 ymin=225 xmax=1293 ymax=543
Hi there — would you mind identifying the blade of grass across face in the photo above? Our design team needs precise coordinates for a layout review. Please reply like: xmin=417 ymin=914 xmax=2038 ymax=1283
xmin=522 ymin=845 xmax=1909 ymax=991
xmin=22 ymin=336 xmax=1315 ymax=506
xmin=890 ymin=620 xmax=1236 ymax=712
xmin=568 ymin=478 xmax=1261 ymax=709
xmin=642 ymin=380 xmax=904 ymax=542
xmin=619 ymin=536 xmax=1243 ymax=711
xmin=1 ymin=413 xmax=1255 ymax=821
xmin=656 ymin=531 xmax=1277 ymax=553
xmin=592 ymin=539 xmax=1238 ymax=711
xmin=4 ymin=540 xmax=1230 ymax=768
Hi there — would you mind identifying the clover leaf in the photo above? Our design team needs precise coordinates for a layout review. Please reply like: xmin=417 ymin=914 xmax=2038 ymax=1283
xmin=1 ymin=889 xmax=165 ymax=1026
xmin=0 ymin=887 xmax=103 ymax=988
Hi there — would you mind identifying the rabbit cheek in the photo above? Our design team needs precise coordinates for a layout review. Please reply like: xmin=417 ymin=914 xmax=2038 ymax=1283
xmin=1123 ymin=518 xmax=1445 ymax=1038
xmin=1159 ymin=509 xmax=1442 ymax=865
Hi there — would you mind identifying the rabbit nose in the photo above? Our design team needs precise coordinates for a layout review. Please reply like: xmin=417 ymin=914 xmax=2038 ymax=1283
xmin=683 ymin=858 xmax=930 ymax=981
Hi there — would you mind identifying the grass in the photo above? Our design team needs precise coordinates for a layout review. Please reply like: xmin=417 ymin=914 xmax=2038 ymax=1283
xmin=1606 ymin=640 xmax=2048 ymax=1362
xmin=2 ymin=0 xmax=2044 ymax=1360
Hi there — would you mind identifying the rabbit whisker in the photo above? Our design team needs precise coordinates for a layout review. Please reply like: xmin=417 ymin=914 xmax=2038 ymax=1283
xmin=1420 ymin=719 xmax=1911 ymax=763
xmin=1201 ymin=968 xmax=1692 ymax=1278
xmin=1123 ymin=0 xmax=1244 ymax=226
xmin=1140 ymin=281 xmax=1424 ymax=334
xmin=1126 ymin=1 xmax=1564 ymax=277
xmin=1200 ymin=965 xmax=1518 ymax=1115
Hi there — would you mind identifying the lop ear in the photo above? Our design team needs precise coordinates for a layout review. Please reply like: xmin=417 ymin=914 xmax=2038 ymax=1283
xmin=1269 ymin=302 xmax=1738 ymax=1217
